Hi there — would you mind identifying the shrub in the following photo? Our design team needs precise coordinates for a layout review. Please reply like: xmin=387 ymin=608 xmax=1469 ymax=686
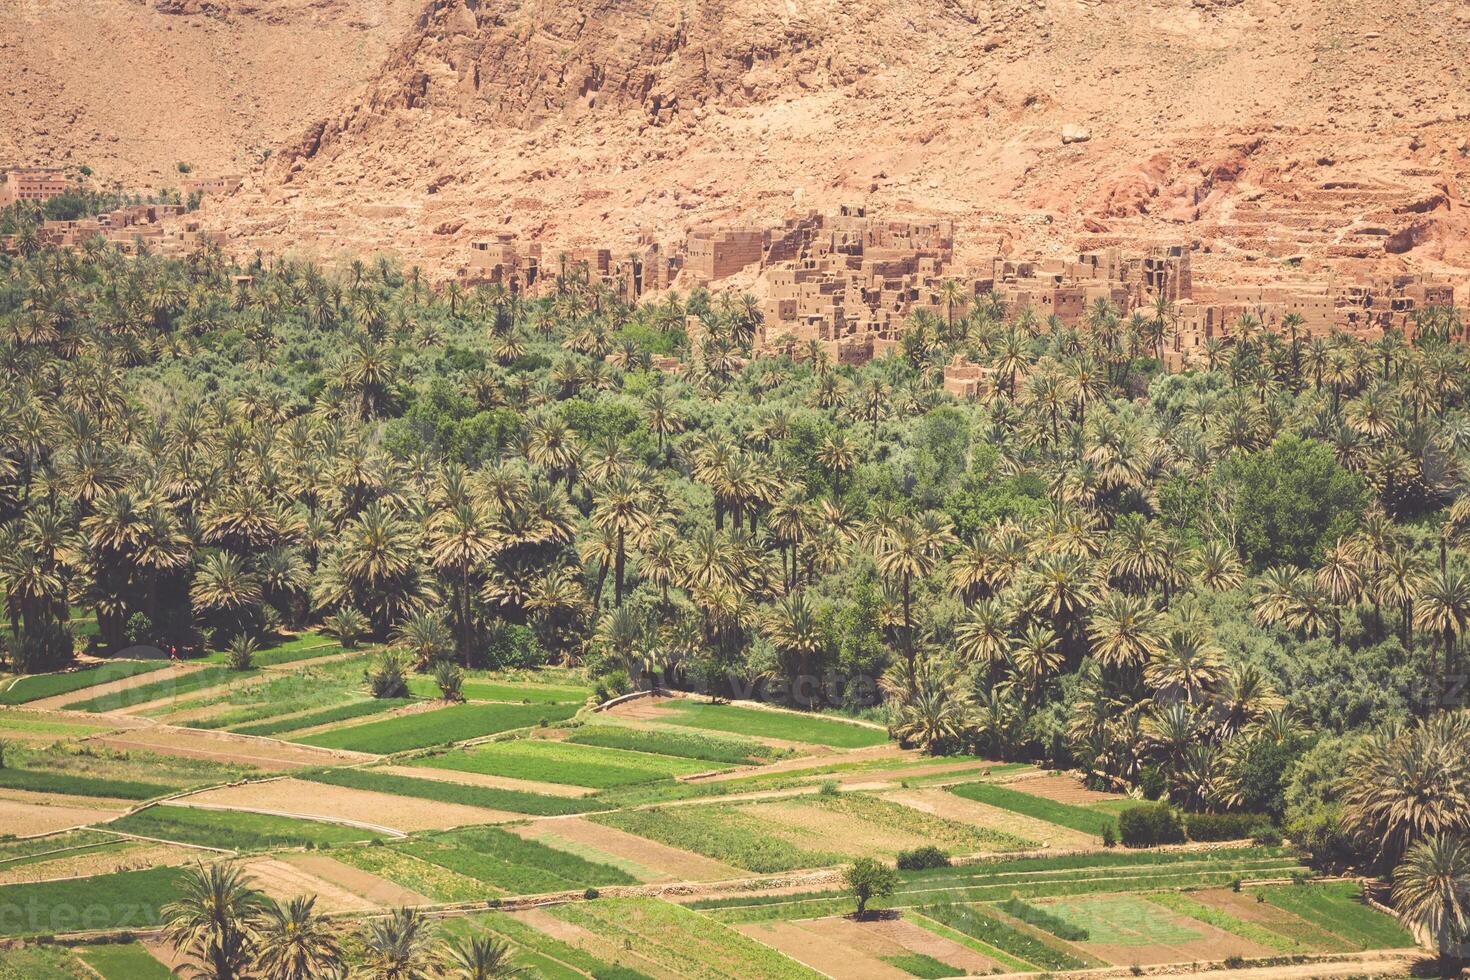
xmin=434 ymin=661 xmax=465 ymax=702
xmin=896 ymin=846 xmax=950 ymax=870
xmin=1186 ymin=812 xmax=1270 ymax=842
xmin=594 ymin=669 xmax=632 ymax=703
xmin=818 ymin=779 xmax=839 ymax=797
xmin=583 ymin=887 xmax=599 ymax=900
xmin=225 ymin=635 xmax=256 ymax=671
xmin=1102 ymin=822 xmax=1117 ymax=848
xmin=845 ymin=858 xmax=898 ymax=918
xmin=125 ymin=612 xmax=154 ymax=646
xmin=1119 ymin=803 xmax=1185 ymax=847
xmin=325 ymin=607 xmax=368 ymax=648
xmin=1249 ymin=822 xmax=1283 ymax=846
xmin=11 ymin=621 xmax=74 ymax=673
xmin=365 ymin=651 xmax=410 ymax=699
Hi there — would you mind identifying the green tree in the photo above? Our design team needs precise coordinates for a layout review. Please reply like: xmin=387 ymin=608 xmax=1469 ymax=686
xmin=844 ymin=857 xmax=898 ymax=918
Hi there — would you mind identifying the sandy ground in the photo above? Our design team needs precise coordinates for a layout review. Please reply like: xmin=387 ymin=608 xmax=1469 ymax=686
xmin=172 ymin=777 xmax=521 ymax=833
xmin=277 ymin=852 xmax=435 ymax=907
xmin=512 ymin=907 xmax=681 ymax=980
xmin=511 ymin=816 xmax=743 ymax=882
xmin=0 ymin=842 xmax=192 ymax=885
xmin=89 ymin=726 xmax=369 ymax=769
xmin=1004 ymin=772 xmax=1128 ymax=805
xmin=240 ymin=856 xmax=382 ymax=913
xmin=884 ymin=786 xmax=1097 ymax=849
xmin=867 ymin=914 xmax=1005 ymax=973
xmin=26 ymin=665 xmax=203 ymax=711
xmin=0 ymin=797 xmax=124 ymax=836
xmin=377 ymin=764 xmax=596 ymax=798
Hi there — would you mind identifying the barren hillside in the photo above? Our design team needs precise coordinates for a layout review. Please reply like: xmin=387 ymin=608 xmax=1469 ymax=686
xmin=0 ymin=0 xmax=420 ymax=186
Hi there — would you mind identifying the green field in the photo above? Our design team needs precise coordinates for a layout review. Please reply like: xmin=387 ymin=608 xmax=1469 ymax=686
xmin=405 ymin=676 xmax=591 ymax=704
xmin=329 ymin=847 xmax=487 ymax=903
xmin=947 ymin=781 xmax=1120 ymax=836
xmin=105 ymin=805 xmax=383 ymax=850
xmin=880 ymin=952 xmax=966 ymax=978
xmin=548 ymin=897 xmax=823 ymax=979
xmin=1148 ymin=892 xmax=1317 ymax=954
xmin=0 ymin=661 xmax=169 ymax=706
xmin=921 ymin=902 xmax=1089 ymax=970
xmin=74 ymin=943 xmax=174 ymax=979
xmin=593 ymin=804 xmax=844 ymax=872
xmin=566 ymin=724 xmax=784 ymax=765
xmin=392 ymin=826 xmax=635 ymax=895
xmin=650 ymin=700 xmax=889 ymax=748
xmin=1260 ymin=881 xmax=1415 ymax=950
xmin=68 ymin=666 xmax=247 ymax=713
xmin=229 ymin=697 xmax=409 ymax=737
xmin=0 ymin=867 xmax=183 ymax=937
xmin=415 ymin=737 xmax=708 ymax=787
xmin=0 ymin=768 xmax=173 ymax=800
xmin=0 ymin=945 xmax=92 ymax=978
xmin=199 ymin=633 xmax=342 ymax=667
xmin=0 ymin=712 xmax=113 ymax=740
xmin=297 ymin=701 xmax=579 ymax=753
xmin=1041 ymin=894 xmax=1201 ymax=946
xmin=304 ymin=768 xmax=603 ymax=815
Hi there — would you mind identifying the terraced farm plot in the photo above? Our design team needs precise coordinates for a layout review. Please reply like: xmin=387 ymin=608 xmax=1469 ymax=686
xmin=382 ymin=825 xmax=636 ymax=896
xmin=0 ymin=711 xmax=114 ymax=744
xmin=948 ymin=780 xmax=1120 ymax=836
xmin=177 ymin=775 xmax=524 ymax=832
xmin=415 ymin=738 xmax=709 ymax=787
xmin=739 ymin=792 xmax=1034 ymax=860
xmin=297 ymin=701 xmax=578 ymax=753
xmin=1039 ymin=895 xmax=1278 ymax=965
xmin=919 ymin=902 xmax=1090 ymax=970
xmin=162 ymin=655 xmax=377 ymax=729
xmin=406 ymin=675 xmax=591 ymax=704
xmin=200 ymin=633 xmax=342 ymax=668
xmin=0 ymin=866 xmax=183 ymax=937
xmin=566 ymin=723 xmax=786 ymax=765
xmin=0 ymin=838 xmax=195 ymax=886
xmin=1186 ymin=887 xmax=1357 ymax=952
xmin=0 ymin=944 xmax=93 ymax=978
xmin=0 ymin=660 xmax=170 ymax=706
xmin=515 ymin=816 xmax=743 ymax=881
xmin=73 ymin=942 xmax=173 ymax=980
xmin=90 ymin=726 xmax=358 ymax=770
xmin=304 ymin=767 xmax=604 ymax=816
xmin=0 ymin=796 xmax=126 ymax=836
xmin=68 ymin=666 xmax=249 ymax=713
xmin=739 ymin=916 xmax=1001 ymax=979
xmin=883 ymin=787 xmax=1096 ymax=850
xmin=228 ymin=697 xmax=410 ymax=737
xmin=1259 ymin=881 xmax=1416 ymax=950
xmin=105 ymin=804 xmax=386 ymax=850
xmin=593 ymin=803 xmax=846 ymax=873
xmin=0 ymin=767 xmax=173 ymax=800
xmin=329 ymin=846 xmax=487 ymax=903
xmin=546 ymin=896 xmax=824 ymax=979
xmin=445 ymin=910 xmax=659 ymax=980
xmin=647 ymin=700 xmax=889 ymax=748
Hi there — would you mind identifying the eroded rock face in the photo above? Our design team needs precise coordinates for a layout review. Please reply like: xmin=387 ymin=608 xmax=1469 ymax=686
xmin=190 ymin=0 xmax=1470 ymax=281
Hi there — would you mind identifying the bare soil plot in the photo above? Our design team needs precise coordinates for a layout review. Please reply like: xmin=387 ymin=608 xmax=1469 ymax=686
xmin=0 ymin=797 xmax=125 ymax=836
xmin=27 ymin=665 xmax=204 ymax=711
xmin=277 ymin=852 xmax=434 ymax=907
xmin=510 ymin=816 xmax=742 ymax=882
xmin=1004 ymin=772 xmax=1126 ymax=805
xmin=867 ymin=914 xmax=1005 ymax=973
xmin=0 ymin=710 xmax=122 ymax=744
xmin=240 ymin=856 xmax=380 ymax=913
xmin=89 ymin=726 xmax=367 ymax=770
xmin=1043 ymin=895 xmax=1278 ymax=966
xmin=375 ymin=764 xmax=596 ymax=798
xmin=173 ymin=777 xmax=520 ymax=833
xmin=741 ymin=798 xmax=936 ymax=856
xmin=884 ymin=787 xmax=1098 ymax=850
xmin=0 ymin=842 xmax=191 ymax=885
xmin=735 ymin=919 xmax=911 ymax=979
xmin=511 ymin=907 xmax=680 ymax=980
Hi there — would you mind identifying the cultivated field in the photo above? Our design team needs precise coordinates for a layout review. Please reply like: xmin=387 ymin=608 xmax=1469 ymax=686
xmin=0 ymin=663 xmax=1426 ymax=977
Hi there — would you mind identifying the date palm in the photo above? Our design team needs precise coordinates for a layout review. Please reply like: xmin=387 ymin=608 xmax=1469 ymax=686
xmin=442 ymin=933 xmax=527 ymax=979
xmin=162 ymin=862 xmax=269 ymax=980
xmin=591 ymin=472 xmax=652 ymax=607
xmin=873 ymin=512 xmax=953 ymax=672
xmin=1414 ymin=565 xmax=1470 ymax=705
xmin=254 ymin=895 xmax=342 ymax=980
xmin=1087 ymin=591 xmax=1163 ymax=673
xmin=762 ymin=591 xmax=824 ymax=698
xmin=427 ymin=496 xmax=497 ymax=664
xmin=358 ymin=907 xmax=439 ymax=980
xmin=1343 ymin=712 xmax=1470 ymax=868
xmin=1392 ymin=834 xmax=1470 ymax=965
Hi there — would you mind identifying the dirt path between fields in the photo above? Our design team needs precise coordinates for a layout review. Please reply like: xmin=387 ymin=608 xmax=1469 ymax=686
xmin=376 ymin=764 xmax=597 ymax=797
xmin=27 ymin=665 xmax=202 ymax=711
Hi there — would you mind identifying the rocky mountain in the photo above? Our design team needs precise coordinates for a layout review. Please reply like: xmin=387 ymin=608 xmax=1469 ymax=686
xmin=0 ymin=0 xmax=420 ymax=185
xmin=10 ymin=0 xmax=1470 ymax=278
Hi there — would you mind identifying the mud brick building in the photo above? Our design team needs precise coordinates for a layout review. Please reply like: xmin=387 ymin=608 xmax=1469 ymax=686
xmin=181 ymin=175 xmax=243 ymax=197
xmin=1 ymin=167 xmax=71 ymax=206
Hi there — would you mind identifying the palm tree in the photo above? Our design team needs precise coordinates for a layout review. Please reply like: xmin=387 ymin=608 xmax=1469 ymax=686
xmin=1392 ymin=834 xmax=1470 ymax=966
xmin=887 ymin=657 xmax=973 ymax=752
xmin=1087 ymin=592 xmax=1163 ymax=673
xmin=358 ymin=907 xmax=440 ymax=980
xmin=442 ymin=932 xmax=528 ymax=979
xmin=1343 ymin=712 xmax=1470 ymax=868
xmin=591 ymin=472 xmax=651 ymax=607
xmin=427 ymin=496 xmax=497 ymax=665
xmin=1414 ymin=566 xmax=1470 ymax=706
xmin=162 ymin=862 xmax=269 ymax=980
xmin=873 ymin=512 xmax=953 ymax=671
xmin=254 ymin=895 xmax=343 ymax=980
xmin=762 ymin=591 xmax=824 ymax=701
xmin=816 ymin=432 xmax=859 ymax=499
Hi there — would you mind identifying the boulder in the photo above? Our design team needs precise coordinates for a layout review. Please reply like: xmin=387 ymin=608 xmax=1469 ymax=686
xmin=1061 ymin=124 xmax=1092 ymax=145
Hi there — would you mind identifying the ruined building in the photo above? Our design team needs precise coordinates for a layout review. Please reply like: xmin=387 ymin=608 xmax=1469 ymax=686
xmin=0 ymin=167 xmax=71 ymax=206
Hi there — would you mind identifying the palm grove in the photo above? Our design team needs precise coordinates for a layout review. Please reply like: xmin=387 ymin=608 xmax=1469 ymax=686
xmin=2 ymin=236 xmax=1470 ymax=957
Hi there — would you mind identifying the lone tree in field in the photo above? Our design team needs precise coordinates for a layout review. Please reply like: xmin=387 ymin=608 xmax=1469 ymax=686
xmin=845 ymin=857 xmax=898 ymax=919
